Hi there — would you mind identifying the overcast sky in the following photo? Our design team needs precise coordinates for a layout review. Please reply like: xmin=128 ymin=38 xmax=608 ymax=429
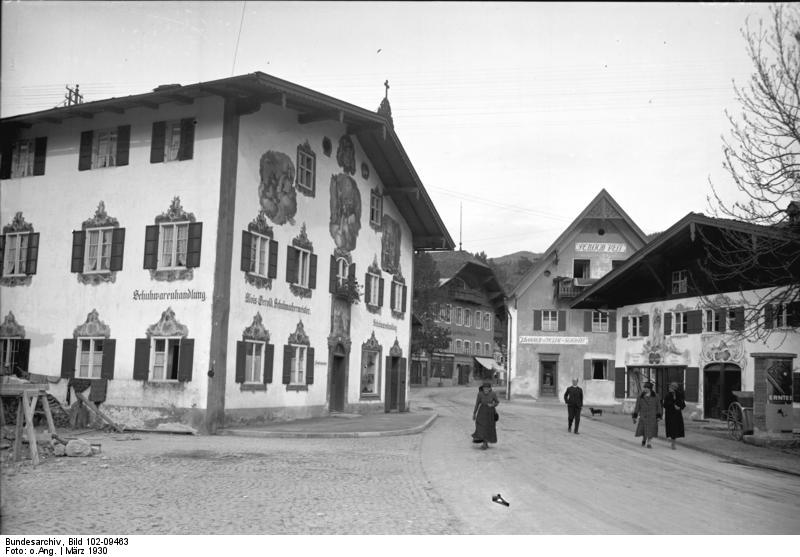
xmin=1 ymin=1 xmax=776 ymax=257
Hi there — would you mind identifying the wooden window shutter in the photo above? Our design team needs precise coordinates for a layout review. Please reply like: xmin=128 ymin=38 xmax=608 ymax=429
xmin=533 ymin=310 xmax=542 ymax=331
xmin=25 ymin=233 xmax=39 ymax=275
xmin=143 ymin=225 xmax=159 ymax=269
xmin=583 ymin=311 xmax=592 ymax=332
xmin=717 ymin=309 xmax=727 ymax=332
xmin=364 ymin=273 xmax=371 ymax=303
xmin=309 ymin=253 xmax=317 ymax=289
xmin=240 ymin=231 xmax=252 ymax=273
xmin=686 ymin=310 xmax=702 ymax=334
xmin=71 ymin=230 xmax=86 ymax=273
xmin=267 ymin=240 xmax=278 ymax=279
xmin=177 ymin=338 xmax=194 ymax=382
xmin=306 ymin=347 xmax=315 ymax=384
xmin=1 ymin=235 xmax=6 ymax=277
xmin=286 ymin=246 xmax=298 ymax=283
xmin=110 ymin=228 xmax=125 ymax=271
xmin=609 ymin=311 xmax=617 ymax=333
xmin=185 ymin=222 xmax=202 ymax=268
xmin=16 ymin=339 xmax=31 ymax=374
xmin=100 ymin=339 xmax=116 ymax=380
xmin=115 ymin=125 xmax=131 ymax=167
xmin=390 ymin=282 xmax=396 ymax=309
xmin=348 ymin=262 xmax=356 ymax=281
xmin=282 ymin=345 xmax=292 ymax=384
xmin=378 ymin=277 xmax=384 ymax=307
xmin=402 ymin=285 xmax=408 ymax=312
xmin=0 ymin=143 xmax=12 ymax=179
xmin=731 ymin=307 xmax=745 ymax=331
xmin=235 ymin=341 xmax=246 ymax=383
xmin=78 ymin=130 xmax=93 ymax=171
xmin=329 ymin=255 xmax=338 ymax=293
xmin=60 ymin=339 xmax=77 ymax=378
xmin=685 ymin=367 xmax=699 ymax=403
xmin=385 ymin=356 xmax=392 ymax=413
xmin=557 ymin=310 xmax=567 ymax=331
xmin=178 ymin=118 xmax=195 ymax=161
xmin=399 ymin=357 xmax=407 ymax=410
xmin=621 ymin=317 xmax=629 ymax=338
xmin=763 ymin=305 xmax=773 ymax=330
xmin=787 ymin=302 xmax=800 ymax=327
xmin=150 ymin=121 xmax=166 ymax=163
xmin=583 ymin=359 xmax=592 ymax=380
xmin=640 ymin=314 xmax=649 ymax=337
xmin=614 ymin=367 xmax=626 ymax=398
xmin=607 ymin=360 xmax=615 ymax=381
xmin=33 ymin=137 xmax=47 ymax=176
xmin=132 ymin=338 xmax=151 ymax=380
xmin=264 ymin=343 xmax=274 ymax=384
xmin=664 ymin=312 xmax=672 ymax=335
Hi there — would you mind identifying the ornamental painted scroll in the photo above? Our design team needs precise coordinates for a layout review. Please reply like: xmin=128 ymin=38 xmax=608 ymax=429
xmin=288 ymin=320 xmax=310 ymax=346
xmin=258 ymin=150 xmax=297 ymax=226
xmin=641 ymin=307 xmax=682 ymax=364
xmin=243 ymin=312 xmax=270 ymax=342
xmin=336 ymin=135 xmax=356 ymax=176
xmin=381 ymin=214 xmax=401 ymax=274
xmin=389 ymin=338 xmax=403 ymax=358
xmin=77 ymin=201 xmax=121 ymax=286
xmin=146 ymin=307 xmax=188 ymax=338
xmin=699 ymin=336 xmax=746 ymax=370
xmin=0 ymin=312 xmax=25 ymax=338
xmin=329 ymin=173 xmax=362 ymax=252
xmin=73 ymin=309 xmax=111 ymax=339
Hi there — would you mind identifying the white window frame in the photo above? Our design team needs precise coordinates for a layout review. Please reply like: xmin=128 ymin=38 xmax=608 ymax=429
xmin=465 ymin=309 xmax=472 ymax=327
xmin=92 ymin=128 xmax=118 ymax=169
xmin=484 ymin=315 xmax=491 ymax=331
xmin=248 ymin=232 xmax=271 ymax=278
xmin=542 ymin=310 xmax=558 ymax=332
xmin=158 ymin=222 xmax=190 ymax=270
xmin=772 ymin=304 xmax=789 ymax=328
xmin=2 ymin=232 xmax=29 ymax=277
xmin=464 ymin=341 xmax=471 ymax=354
xmin=83 ymin=227 xmax=114 ymax=274
xmin=0 ymin=338 xmax=21 ymax=373
xmin=367 ymin=273 xmax=380 ymax=306
xmin=704 ymin=309 xmax=720 ymax=333
xmin=391 ymin=281 xmax=404 ymax=312
xmin=76 ymin=337 xmax=104 ymax=379
xmin=297 ymin=148 xmax=315 ymax=193
xmin=369 ymin=191 xmax=382 ymax=227
xmin=455 ymin=339 xmax=462 ymax=354
xmin=630 ymin=316 xmax=641 ymax=337
xmin=456 ymin=307 xmax=463 ymax=326
xmin=289 ymin=246 xmax=312 ymax=288
xmin=151 ymin=337 xmax=182 ymax=381
xmin=244 ymin=340 xmax=265 ymax=384
xmin=361 ymin=349 xmax=380 ymax=395
xmin=673 ymin=311 xmax=687 ymax=334
xmin=672 ymin=270 xmax=688 ymax=294
xmin=476 ymin=311 xmax=482 ymax=330
xmin=592 ymin=310 xmax=609 ymax=332
xmin=336 ymin=257 xmax=348 ymax=287
xmin=290 ymin=344 xmax=307 ymax=385
xmin=164 ymin=120 xmax=183 ymax=162
xmin=439 ymin=304 xmax=451 ymax=323
xmin=10 ymin=139 xmax=35 ymax=178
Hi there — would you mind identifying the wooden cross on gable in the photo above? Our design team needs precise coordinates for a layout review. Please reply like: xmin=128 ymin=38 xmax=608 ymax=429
xmin=384 ymin=80 xmax=390 ymax=99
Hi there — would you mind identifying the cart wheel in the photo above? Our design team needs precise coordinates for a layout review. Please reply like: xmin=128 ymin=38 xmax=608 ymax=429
xmin=727 ymin=402 xmax=744 ymax=441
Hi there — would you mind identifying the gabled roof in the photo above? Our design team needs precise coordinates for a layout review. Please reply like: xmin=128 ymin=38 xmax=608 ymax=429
xmin=428 ymin=251 xmax=506 ymax=314
xmin=509 ymin=189 xmax=648 ymax=298
xmin=0 ymin=71 xmax=454 ymax=251
xmin=571 ymin=212 xmax=800 ymax=309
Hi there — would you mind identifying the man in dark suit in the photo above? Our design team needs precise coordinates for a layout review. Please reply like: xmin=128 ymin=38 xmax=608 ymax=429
xmin=564 ymin=378 xmax=584 ymax=434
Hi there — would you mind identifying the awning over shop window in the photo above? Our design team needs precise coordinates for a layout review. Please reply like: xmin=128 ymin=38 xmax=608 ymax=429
xmin=474 ymin=357 xmax=506 ymax=374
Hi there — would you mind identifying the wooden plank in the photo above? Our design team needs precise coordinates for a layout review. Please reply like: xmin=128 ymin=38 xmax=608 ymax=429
xmin=0 ymin=384 xmax=49 ymax=396
xmin=21 ymin=393 xmax=39 ymax=466
xmin=74 ymin=392 xmax=124 ymax=432
xmin=13 ymin=399 xmax=23 ymax=462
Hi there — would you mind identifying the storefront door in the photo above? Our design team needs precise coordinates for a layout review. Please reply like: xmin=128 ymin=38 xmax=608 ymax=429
xmin=540 ymin=361 xmax=557 ymax=397
xmin=703 ymin=364 xmax=741 ymax=420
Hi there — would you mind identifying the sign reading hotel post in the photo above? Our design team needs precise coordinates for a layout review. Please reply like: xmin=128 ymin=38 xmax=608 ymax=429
xmin=575 ymin=242 xmax=627 ymax=254
xmin=519 ymin=336 xmax=588 ymax=345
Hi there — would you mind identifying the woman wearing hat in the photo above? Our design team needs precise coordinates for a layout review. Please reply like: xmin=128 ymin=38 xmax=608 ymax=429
xmin=632 ymin=381 xmax=661 ymax=448
xmin=663 ymin=382 xmax=686 ymax=449
xmin=472 ymin=382 xmax=499 ymax=450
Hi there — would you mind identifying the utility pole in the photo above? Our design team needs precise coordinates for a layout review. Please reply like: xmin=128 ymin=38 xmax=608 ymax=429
xmin=64 ymin=84 xmax=83 ymax=106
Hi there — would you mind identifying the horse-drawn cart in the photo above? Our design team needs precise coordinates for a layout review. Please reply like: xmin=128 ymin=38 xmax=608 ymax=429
xmin=727 ymin=390 xmax=754 ymax=441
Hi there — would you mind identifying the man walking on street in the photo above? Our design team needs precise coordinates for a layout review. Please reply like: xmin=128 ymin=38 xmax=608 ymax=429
xmin=564 ymin=378 xmax=583 ymax=434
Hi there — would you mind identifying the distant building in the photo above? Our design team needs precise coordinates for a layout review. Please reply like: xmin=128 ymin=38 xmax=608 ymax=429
xmin=572 ymin=212 xmax=800 ymax=432
xmin=0 ymin=72 xmax=453 ymax=433
xmin=507 ymin=190 xmax=648 ymax=402
xmin=411 ymin=251 xmax=505 ymax=386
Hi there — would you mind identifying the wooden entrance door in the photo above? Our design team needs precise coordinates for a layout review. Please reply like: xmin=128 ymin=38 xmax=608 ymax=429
xmin=385 ymin=356 xmax=398 ymax=412
xmin=330 ymin=354 xmax=346 ymax=412
xmin=540 ymin=361 xmax=557 ymax=397
xmin=703 ymin=364 xmax=742 ymax=419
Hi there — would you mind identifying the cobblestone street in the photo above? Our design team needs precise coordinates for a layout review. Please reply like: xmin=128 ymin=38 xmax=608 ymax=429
xmin=1 ymin=432 xmax=462 ymax=535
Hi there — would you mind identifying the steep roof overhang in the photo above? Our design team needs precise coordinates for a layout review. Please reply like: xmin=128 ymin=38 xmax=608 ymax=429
xmin=0 ymin=72 xmax=454 ymax=251
xmin=442 ymin=261 xmax=507 ymax=316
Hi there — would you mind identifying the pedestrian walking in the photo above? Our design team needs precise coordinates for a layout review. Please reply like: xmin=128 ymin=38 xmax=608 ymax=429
xmin=632 ymin=381 xmax=661 ymax=448
xmin=563 ymin=378 xmax=583 ymax=434
xmin=472 ymin=381 xmax=499 ymax=450
xmin=663 ymin=381 xmax=686 ymax=450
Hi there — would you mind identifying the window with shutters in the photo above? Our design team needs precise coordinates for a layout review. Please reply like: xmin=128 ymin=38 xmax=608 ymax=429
xmin=542 ymin=310 xmax=558 ymax=332
xmin=2 ymin=137 xmax=47 ymax=179
xmin=151 ymin=119 xmax=195 ymax=163
xmin=366 ymin=272 xmax=381 ymax=306
xmin=769 ymin=304 xmax=790 ymax=328
xmin=592 ymin=360 xmax=607 ymax=380
xmin=159 ymin=222 xmax=190 ymax=269
xmin=673 ymin=311 xmax=688 ymax=334
xmin=164 ymin=120 xmax=183 ymax=162
xmin=335 ymin=257 xmax=348 ymax=287
xmin=290 ymin=246 xmax=312 ymax=288
xmin=289 ymin=344 xmax=307 ymax=385
xmin=2 ymin=232 xmax=29 ymax=276
xmin=370 ymin=190 xmax=383 ymax=228
xmin=296 ymin=142 xmax=316 ymax=195
xmin=76 ymin=338 xmax=104 ymax=379
xmin=0 ymin=338 xmax=21 ymax=373
xmin=592 ymin=310 xmax=609 ymax=332
xmin=248 ymin=232 xmax=272 ymax=278
xmin=244 ymin=340 xmax=265 ymax=383
xmin=671 ymin=270 xmax=688 ymax=294
xmin=83 ymin=227 xmax=114 ymax=273
xmin=390 ymin=280 xmax=406 ymax=313
xmin=151 ymin=337 xmax=182 ymax=381
xmin=93 ymin=129 xmax=118 ymax=168
xmin=10 ymin=139 xmax=34 ymax=177
xmin=704 ymin=309 xmax=721 ymax=333
xmin=630 ymin=316 xmax=642 ymax=337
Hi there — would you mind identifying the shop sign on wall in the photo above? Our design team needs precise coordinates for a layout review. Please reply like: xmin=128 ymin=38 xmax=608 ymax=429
xmin=519 ymin=336 xmax=588 ymax=345
xmin=133 ymin=289 xmax=207 ymax=302
xmin=575 ymin=242 xmax=626 ymax=253
xmin=373 ymin=320 xmax=397 ymax=331
xmin=245 ymin=293 xmax=310 ymax=315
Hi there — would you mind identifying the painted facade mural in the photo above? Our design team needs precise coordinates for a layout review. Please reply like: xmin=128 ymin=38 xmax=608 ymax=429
xmin=381 ymin=214 xmax=401 ymax=274
xmin=640 ymin=307 xmax=684 ymax=365
xmin=258 ymin=150 xmax=297 ymax=226
xmin=329 ymin=173 xmax=362 ymax=252
xmin=336 ymin=135 xmax=356 ymax=176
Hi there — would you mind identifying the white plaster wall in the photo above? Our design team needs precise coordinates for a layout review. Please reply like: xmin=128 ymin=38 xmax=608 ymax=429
xmin=224 ymin=103 xmax=412 ymax=414
xmin=1 ymin=97 xmax=225 ymax=412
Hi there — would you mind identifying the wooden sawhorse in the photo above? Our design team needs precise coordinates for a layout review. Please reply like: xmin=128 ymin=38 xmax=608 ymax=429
xmin=0 ymin=383 xmax=57 ymax=466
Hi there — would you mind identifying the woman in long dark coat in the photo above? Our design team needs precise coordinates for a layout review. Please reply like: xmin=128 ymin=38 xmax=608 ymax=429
xmin=663 ymin=382 xmax=686 ymax=450
xmin=632 ymin=382 xmax=661 ymax=448
xmin=472 ymin=382 xmax=499 ymax=450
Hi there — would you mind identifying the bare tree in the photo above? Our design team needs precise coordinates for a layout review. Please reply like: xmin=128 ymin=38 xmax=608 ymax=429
xmin=705 ymin=4 xmax=800 ymax=342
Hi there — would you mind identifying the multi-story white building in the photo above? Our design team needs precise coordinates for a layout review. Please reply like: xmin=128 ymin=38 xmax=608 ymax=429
xmin=0 ymin=72 xmax=453 ymax=433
